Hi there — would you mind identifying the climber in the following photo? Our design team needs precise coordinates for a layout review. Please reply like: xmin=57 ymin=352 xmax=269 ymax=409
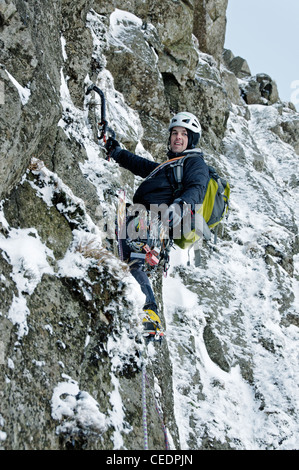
xmin=105 ymin=112 xmax=210 ymax=340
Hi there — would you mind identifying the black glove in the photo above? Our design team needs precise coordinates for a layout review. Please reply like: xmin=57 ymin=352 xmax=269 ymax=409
xmin=104 ymin=137 xmax=120 ymax=158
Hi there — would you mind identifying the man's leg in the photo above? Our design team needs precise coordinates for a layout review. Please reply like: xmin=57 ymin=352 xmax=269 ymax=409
xmin=130 ymin=263 xmax=157 ymax=313
xmin=121 ymin=238 xmax=164 ymax=339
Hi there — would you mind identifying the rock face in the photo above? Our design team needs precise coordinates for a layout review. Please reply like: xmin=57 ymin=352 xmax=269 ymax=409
xmin=0 ymin=0 xmax=299 ymax=450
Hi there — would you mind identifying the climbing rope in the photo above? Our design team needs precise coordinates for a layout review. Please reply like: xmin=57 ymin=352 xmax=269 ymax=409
xmin=141 ymin=356 xmax=170 ymax=450
xmin=142 ymin=361 xmax=149 ymax=450
xmin=145 ymin=372 xmax=170 ymax=450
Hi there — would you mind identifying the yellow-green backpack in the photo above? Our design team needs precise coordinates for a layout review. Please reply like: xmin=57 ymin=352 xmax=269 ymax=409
xmin=171 ymin=154 xmax=230 ymax=250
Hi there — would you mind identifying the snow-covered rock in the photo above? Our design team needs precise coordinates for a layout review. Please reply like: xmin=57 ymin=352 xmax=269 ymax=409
xmin=0 ymin=1 xmax=298 ymax=451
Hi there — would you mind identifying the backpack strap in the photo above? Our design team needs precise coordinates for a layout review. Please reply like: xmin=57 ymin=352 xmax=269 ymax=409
xmin=171 ymin=152 xmax=204 ymax=194
xmin=172 ymin=156 xmax=186 ymax=192
xmin=144 ymin=155 xmax=185 ymax=182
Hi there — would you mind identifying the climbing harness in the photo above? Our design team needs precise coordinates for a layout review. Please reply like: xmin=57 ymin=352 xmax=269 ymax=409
xmin=118 ymin=195 xmax=172 ymax=277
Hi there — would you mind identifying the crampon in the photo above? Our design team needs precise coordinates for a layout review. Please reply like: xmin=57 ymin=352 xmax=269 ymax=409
xmin=142 ymin=309 xmax=165 ymax=344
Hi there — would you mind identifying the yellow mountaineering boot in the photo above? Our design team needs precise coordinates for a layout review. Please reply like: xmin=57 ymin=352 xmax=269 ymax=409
xmin=142 ymin=309 xmax=164 ymax=342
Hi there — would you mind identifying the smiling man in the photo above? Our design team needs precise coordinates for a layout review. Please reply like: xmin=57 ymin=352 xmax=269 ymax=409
xmin=168 ymin=111 xmax=201 ymax=154
xmin=170 ymin=126 xmax=189 ymax=153
xmin=104 ymin=112 xmax=209 ymax=341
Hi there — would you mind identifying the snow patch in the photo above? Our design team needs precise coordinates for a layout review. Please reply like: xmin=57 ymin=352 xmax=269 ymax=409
xmin=5 ymin=70 xmax=31 ymax=105
xmin=51 ymin=375 xmax=107 ymax=435
xmin=0 ymin=221 xmax=54 ymax=338
xmin=60 ymin=35 xmax=67 ymax=61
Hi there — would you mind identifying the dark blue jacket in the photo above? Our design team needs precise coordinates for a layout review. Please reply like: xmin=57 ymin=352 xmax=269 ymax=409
xmin=111 ymin=147 xmax=210 ymax=211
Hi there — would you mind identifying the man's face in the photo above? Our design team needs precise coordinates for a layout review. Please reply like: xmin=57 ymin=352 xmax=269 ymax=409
xmin=170 ymin=126 xmax=188 ymax=153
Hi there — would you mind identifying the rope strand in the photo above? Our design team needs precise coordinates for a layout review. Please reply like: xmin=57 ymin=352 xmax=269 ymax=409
xmin=142 ymin=362 xmax=149 ymax=450
xmin=145 ymin=372 xmax=170 ymax=450
xmin=141 ymin=352 xmax=170 ymax=450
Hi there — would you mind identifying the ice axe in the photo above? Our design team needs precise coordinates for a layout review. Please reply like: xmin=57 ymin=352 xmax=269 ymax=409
xmin=86 ymin=84 xmax=116 ymax=146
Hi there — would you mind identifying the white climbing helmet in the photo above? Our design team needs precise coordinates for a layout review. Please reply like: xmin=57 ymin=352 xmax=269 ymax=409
xmin=169 ymin=111 xmax=202 ymax=137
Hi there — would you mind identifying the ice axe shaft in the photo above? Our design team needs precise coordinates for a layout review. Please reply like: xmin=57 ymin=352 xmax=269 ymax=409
xmin=86 ymin=84 xmax=115 ymax=142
